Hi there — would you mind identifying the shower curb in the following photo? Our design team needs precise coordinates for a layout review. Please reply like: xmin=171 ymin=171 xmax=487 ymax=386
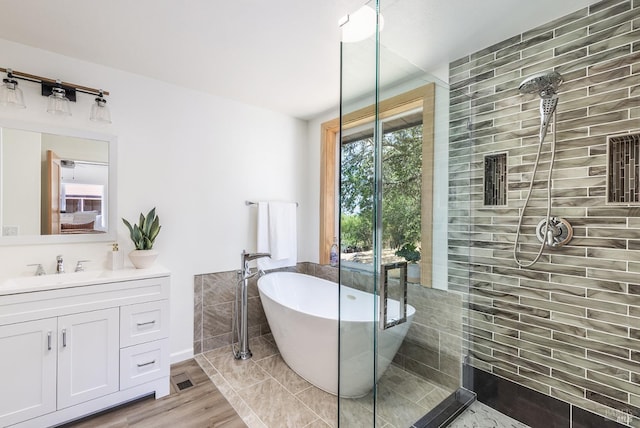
xmin=411 ymin=388 xmax=475 ymax=428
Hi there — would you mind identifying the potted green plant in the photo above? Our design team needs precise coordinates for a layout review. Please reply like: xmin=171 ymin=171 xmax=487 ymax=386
xmin=122 ymin=207 xmax=161 ymax=268
xmin=395 ymin=243 xmax=421 ymax=283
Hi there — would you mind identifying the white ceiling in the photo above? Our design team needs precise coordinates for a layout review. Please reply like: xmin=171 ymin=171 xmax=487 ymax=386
xmin=0 ymin=0 xmax=599 ymax=120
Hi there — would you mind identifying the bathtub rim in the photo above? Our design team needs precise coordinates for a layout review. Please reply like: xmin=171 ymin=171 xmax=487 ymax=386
xmin=257 ymin=271 xmax=416 ymax=323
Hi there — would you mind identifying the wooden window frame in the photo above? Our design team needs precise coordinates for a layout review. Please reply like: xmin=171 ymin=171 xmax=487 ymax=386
xmin=319 ymin=83 xmax=436 ymax=285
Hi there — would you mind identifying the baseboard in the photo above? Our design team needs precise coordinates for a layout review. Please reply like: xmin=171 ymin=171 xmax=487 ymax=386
xmin=170 ymin=348 xmax=193 ymax=364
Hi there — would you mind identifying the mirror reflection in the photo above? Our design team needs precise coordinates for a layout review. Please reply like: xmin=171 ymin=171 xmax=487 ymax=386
xmin=1 ymin=127 xmax=111 ymax=239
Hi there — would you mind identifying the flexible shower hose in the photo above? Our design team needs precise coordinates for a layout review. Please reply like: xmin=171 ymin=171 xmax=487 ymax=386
xmin=513 ymin=109 xmax=557 ymax=268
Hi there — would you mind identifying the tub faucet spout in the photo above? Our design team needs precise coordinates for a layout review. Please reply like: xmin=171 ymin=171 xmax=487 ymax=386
xmin=241 ymin=251 xmax=271 ymax=278
xmin=242 ymin=251 xmax=271 ymax=263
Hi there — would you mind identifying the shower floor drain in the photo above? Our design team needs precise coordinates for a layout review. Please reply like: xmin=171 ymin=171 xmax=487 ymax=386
xmin=171 ymin=372 xmax=195 ymax=391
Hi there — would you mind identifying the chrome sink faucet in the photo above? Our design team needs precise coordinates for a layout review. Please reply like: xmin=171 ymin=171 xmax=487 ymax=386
xmin=56 ymin=255 xmax=64 ymax=274
xmin=27 ymin=263 xmax=46 ymax=276
xmin=75 ymin=260 xmax=90 ymax=272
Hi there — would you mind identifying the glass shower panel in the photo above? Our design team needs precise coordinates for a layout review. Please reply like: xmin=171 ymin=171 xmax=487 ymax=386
xmin=339 ymin=1 xmax=471 ymax=427
xmin=338 ymin=29 xmax=378 ymax=427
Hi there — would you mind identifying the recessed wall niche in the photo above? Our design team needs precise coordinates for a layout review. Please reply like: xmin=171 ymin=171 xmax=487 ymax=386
xmin=607 ymin=132 xmax=640 ymax=204
xmin=483 ymin=153 xmax=507 ymax=206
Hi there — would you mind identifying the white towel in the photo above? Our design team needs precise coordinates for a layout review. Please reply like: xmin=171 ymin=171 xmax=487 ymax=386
xmin=257 ymin=201 xmax=297 ymax=270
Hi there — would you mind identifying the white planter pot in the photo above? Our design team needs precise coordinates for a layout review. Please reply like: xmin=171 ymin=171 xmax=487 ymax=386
xmin=128 ymin=250 xmax=158 ymax=269
xmin=407 ymin=263 xmax=420 ymax=283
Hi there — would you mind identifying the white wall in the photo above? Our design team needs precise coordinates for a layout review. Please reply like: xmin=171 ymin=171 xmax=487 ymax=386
xmin=0 ymin=38 xmax=309 ymax=362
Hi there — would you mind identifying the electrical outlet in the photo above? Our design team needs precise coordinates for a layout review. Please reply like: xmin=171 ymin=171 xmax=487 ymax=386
xmin=2 ymin=225 xmax=19 ymax=236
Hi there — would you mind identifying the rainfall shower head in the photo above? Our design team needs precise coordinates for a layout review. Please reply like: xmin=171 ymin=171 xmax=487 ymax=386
xmin=520 ymin=71 xmax=564 ymax=142
xmin=519 ymin=70 xmax=563 ymax=99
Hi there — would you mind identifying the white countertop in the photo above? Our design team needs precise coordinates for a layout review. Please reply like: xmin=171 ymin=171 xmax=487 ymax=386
xmin=0 ymin=265 xmax=171 ymax=296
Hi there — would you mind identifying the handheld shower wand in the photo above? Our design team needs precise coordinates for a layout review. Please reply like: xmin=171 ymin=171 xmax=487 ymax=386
xmin=539 ymin=96 xmax=559 ymax=142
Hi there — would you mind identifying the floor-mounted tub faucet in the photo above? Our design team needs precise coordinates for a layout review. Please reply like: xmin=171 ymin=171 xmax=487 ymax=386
xmin=233 ymin=250 xmax=271 ymax=360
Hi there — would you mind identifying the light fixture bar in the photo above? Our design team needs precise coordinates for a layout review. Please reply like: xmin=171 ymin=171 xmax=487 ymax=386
xmin=0 ymin=66 xmax=109 ymax=97
xmin=42 ymin=81 xmax=77 ymax=101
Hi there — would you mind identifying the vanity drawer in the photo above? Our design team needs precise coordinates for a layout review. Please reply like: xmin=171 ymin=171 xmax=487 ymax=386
xmin=120 ymin=300 xmax=169 ymax=347
xmin=120 ymin=339 xmax=169 ymax=390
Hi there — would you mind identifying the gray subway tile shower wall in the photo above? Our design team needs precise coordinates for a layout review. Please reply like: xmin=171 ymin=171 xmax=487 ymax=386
xmin=449 ymin=0 xmax=640 ymax=425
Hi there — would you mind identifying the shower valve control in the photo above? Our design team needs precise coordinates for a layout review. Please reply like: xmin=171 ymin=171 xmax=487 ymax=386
xmin=536 ymin=217 xmax=573 ymax=248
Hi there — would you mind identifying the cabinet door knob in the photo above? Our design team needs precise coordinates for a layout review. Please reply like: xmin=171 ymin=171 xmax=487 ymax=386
xmin=62 ymin=329 xmax=67 ymax=347
xmin=47 ymin=331 xmax=52 ymax=350
xmin=137 ymin=360 xmax=156 ymax=368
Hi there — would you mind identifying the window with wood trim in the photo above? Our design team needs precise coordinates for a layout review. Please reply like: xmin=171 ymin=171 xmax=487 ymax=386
xmin=319 ymin=83 xmax=435 ymax=286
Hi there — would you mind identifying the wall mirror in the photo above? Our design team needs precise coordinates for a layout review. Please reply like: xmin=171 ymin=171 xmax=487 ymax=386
xmin=0 ymin=119 xmax=117 ymax=245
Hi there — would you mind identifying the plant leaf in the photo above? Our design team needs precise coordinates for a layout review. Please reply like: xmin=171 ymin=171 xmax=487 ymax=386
xmin=138 ymin=212 xmax=146 ymax=230
xmin=143 ymin=208 xmax=156 ymax=237
xmin=122 ymin=218 xmax=133 ymax=236
xmin=148 ymin=216 xmax=161 ymax=243
xmin=132 ymin=225 xmax=144 ymax=249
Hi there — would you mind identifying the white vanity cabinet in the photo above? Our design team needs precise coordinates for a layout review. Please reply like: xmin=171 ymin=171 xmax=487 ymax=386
xmin=58 ymin=308 xmax=120 ymax=409
xmin=0 ymin=318 xmax=57 ymax=425
xmin=0 ymin=269 xmax=170 ymax=428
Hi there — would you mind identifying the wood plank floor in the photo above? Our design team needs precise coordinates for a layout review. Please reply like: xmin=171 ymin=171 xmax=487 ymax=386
xmin=60 ymin=359 xmax=247 ymax=428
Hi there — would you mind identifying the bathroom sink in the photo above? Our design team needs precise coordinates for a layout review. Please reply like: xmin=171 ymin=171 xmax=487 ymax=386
xmin=0 ymin=270 xmax=110 ymax=292
xmin=0 ymin=265 xmax=170 ymax=295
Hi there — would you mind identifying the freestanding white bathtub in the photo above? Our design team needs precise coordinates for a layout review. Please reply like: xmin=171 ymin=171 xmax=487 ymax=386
xmin=257 ymin=271 xmax=415 ymax=398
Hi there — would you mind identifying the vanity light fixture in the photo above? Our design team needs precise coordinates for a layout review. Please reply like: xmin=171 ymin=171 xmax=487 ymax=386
xmin=0 ymin=66 xmax=111 ymax=123
xmin=46 ymin=80 xmax=72 ymax=116
xmin=0 ymin=68 xmax=26 ymax=108
xmin=90 ymin=90 xmax=111 ymax=124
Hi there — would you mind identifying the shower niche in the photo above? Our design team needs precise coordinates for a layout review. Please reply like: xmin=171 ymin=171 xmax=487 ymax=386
xmin=483 ymin=152 xmax=507 ymax=206
xmin=607 ymin=132 xmax=640 ymax=204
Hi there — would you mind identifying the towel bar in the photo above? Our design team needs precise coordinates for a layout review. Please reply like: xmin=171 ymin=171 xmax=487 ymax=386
xmin=245 ymin=200 xmax=298 ymax=207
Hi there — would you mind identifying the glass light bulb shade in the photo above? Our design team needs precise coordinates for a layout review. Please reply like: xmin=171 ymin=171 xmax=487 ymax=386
xmin=0 ymin=79 xmax=26 ymax=108
xmin=90 ymin=97 xmax=111 ymax=123
xmin=47 ymin=87 xmax=72 ymax=116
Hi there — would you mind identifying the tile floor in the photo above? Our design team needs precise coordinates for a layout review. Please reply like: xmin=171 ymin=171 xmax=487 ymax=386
xmin=194 ymin=335 xmax=455 ymax=428
xmin=448 ymin=401 xmax=530 ymax=428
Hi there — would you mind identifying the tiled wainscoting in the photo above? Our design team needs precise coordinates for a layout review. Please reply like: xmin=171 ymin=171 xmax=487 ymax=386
xmin=194 ymin=263 xmax=463 ymax=394
xmin=193 ymin=262 xmax=337 ymax=355
xmin=449 ymin=0 xmax=640 ymax=426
